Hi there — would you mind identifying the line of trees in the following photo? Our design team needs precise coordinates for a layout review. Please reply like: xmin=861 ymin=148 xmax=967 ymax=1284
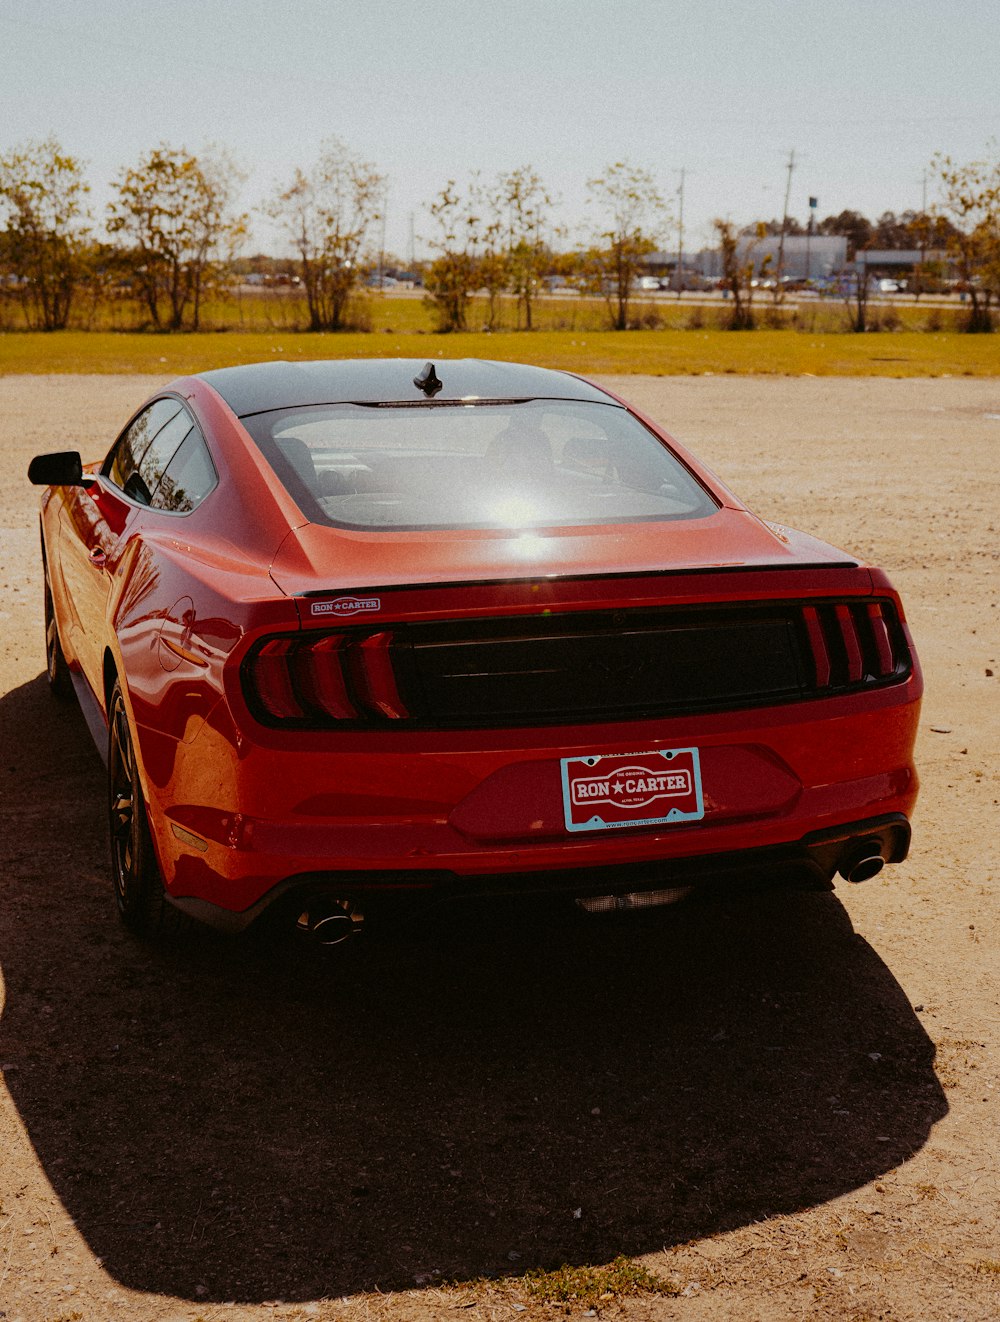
xmin=422 ymin=161 xmax=668 ymax=332
xmin=422 ymin=167 xmax=558 ymax=334
xmin=0 ymin=138 xmax=250 ymax=333
xmin=2 ymin=137 xmax=998 ymax=333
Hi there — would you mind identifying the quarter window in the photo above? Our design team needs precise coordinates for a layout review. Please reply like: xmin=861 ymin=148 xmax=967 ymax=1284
xmin=104 ymin=399 xmax=183 ymax=499
xmin=149 ymin=428 xmax=218 ymax=513
xmin=135 ymin=410 xmax=194 ymax=503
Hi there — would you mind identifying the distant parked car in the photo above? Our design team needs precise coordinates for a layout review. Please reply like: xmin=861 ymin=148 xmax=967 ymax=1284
xmin=876 ymin=279 xmax=902 ymax=294
xmin=672 ymin=272 xmax=713 ymax=292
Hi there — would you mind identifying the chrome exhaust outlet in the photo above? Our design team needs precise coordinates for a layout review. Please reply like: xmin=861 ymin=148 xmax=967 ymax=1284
xmin=841 ymin=844 xmax=886 ymax=884
xmin=296 ymin=900 xmax=363 ymax=946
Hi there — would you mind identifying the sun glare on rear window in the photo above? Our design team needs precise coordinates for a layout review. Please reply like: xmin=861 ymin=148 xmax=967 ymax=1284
xmin=241 ymin=399 xmax=717 ymax=532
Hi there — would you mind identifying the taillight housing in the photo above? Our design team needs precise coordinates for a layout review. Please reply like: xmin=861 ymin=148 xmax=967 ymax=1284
xmin=240 ymin=597 xmax=913 ymax=731
xmin=242 ymin=630 xmax=408 ymax=727
xmin=801 ymin=599 xmax=909 ymax=692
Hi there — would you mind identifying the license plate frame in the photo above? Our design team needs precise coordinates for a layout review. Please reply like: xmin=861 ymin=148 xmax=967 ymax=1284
xmin=560 ymin=747 xmax=705 ymax=833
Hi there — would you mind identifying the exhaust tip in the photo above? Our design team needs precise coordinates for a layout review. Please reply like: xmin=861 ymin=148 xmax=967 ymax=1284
xmin=296 ymin=900 xmax=363 ymax=946
xmin=841 ymin=843 xmax=886 ymax=884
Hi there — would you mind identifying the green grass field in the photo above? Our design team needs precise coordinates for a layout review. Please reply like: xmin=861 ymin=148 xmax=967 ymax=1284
xmin=2 ymin=285 xmax=997 ymax=376
xmin=1 ymin=325 xmax=997 ymax=377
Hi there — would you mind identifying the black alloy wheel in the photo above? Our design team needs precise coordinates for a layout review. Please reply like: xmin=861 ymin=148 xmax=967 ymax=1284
xmin=107 ymin=680 xmax=178 ymax=936
xmin=43 ymin=555 xmax=73 ymax=699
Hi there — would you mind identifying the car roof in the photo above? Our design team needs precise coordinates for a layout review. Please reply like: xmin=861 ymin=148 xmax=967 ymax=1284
xmin=196 ymin=358 xmax=617 ymax=417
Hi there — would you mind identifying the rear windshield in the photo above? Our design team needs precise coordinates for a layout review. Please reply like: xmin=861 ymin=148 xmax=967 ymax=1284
xmin=240 ymin=399 xmax=717 ymax=531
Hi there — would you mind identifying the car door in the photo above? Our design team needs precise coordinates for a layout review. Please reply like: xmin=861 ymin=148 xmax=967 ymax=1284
xmin=119 ymin=415 xmax=222 ymax=725
xmin=58 ymin=399 xmax=187 ymax=705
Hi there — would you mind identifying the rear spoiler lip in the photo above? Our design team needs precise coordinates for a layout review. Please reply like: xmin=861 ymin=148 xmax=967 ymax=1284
xmin=294 ymin=560 xmax=861 ymax=599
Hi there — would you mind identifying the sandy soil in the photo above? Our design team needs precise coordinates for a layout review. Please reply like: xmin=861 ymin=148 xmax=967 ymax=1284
xmin=0 ymin=373 xmax=997 ymax=1322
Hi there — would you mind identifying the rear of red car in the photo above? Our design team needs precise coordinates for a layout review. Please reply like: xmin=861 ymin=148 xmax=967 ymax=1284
xmin=167 ymin=567 xmax=916 ymax=924
xmin=143 ymin=363 xmax=920 ymax=934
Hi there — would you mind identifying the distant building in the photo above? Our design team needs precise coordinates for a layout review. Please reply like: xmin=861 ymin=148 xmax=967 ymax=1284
xmin=851 ymin=249 xmax=950 ymax=274
xmin=646 ymin=236 xmax=950 ymax=284
xmin=644 ymin=251 xmax=678 ymax=277
xmin=653 ymin=235 xmax=846 ymax=281
xmin=695 ymin=235 xmax=847 ymax=280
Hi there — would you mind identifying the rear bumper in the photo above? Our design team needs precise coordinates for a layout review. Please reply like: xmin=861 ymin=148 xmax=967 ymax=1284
xmin=145 ymin=672 xmax=921 ymax=928
xmin=167 ymin=812 xmax=912 ymax=932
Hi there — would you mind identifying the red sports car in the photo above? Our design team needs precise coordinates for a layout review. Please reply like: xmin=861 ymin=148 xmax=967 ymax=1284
xmin=29 ymin=359 xmax=921 ymax=942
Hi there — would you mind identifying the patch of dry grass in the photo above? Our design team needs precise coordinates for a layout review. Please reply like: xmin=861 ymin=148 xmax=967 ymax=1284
xmin=516 ymin=1255 xmax=676 ymax=1306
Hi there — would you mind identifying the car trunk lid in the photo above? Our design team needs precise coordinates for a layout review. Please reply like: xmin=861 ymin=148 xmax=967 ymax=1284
xmin=268 ymin=507 xmax=856 ymax=602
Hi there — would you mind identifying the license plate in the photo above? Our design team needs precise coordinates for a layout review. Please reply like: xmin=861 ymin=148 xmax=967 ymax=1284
xmin=560 ymin=747 xmax=704 ymax=833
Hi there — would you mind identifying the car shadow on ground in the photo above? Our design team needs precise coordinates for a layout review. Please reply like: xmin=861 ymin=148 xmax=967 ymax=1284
xmin=0 ymin=672 xmax=947 ymax=1304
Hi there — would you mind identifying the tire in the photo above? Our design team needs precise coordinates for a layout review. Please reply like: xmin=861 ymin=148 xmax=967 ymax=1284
xmin=107 ymin=680 xmax=181 ymax=937
xmin=43 ymin=554 xmax=73 ymax=699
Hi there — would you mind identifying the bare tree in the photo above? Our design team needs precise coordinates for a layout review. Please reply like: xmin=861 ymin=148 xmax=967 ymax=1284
xmin=422 ymin=179 xmax=490 ymax=332
xmin=714 ymin=219 xmax=766 ymax=329
xmin=107 ymin=144 xmax=245 ymax=331
xmin=0 ymin=137 xmax=91 ymax=330
xmin=909 ymin=211 xmax=958 ymax=297
xmin=931 ymin=148 xmax=1000 ymax=332
xmin=468 ymin=174 xmax=508 ymax=330
xmin=497 ymin=166 xmax=555 ymax=330
xmin=265 ymin=138 xmax=384 ymax=331
xmin=586 ymin=162 xmax=668 ymax=329
xmin=842 ymin=249 xmax=874 ymax=332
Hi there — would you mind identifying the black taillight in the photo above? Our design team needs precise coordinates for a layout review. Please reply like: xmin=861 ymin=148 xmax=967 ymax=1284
xmin=802 ymin=606 xmax=830 ymax=688
xmin=835 ymin=604 xmax=864 ymax=683
xmin=803 ymin=599 xmax=906 ymax=690
xmin=242 ymin=630 xmax=406 ymax=727
xmin=297 ymin=634 xmax=359 ymax=720
xmin=242 ymin=597 xmax=912 ymax=732
xmin=247 ymin=638 xmax=306 ymax=720
xmin=348 ymin=631 xmax=409 ymax=719
xmin=866 ymin=602 xmax=895 ymax=674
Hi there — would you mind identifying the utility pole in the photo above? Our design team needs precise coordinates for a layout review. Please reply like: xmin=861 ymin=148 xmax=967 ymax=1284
xmin=378 ymin=183 xmax=387 ymax=286
xmin=775 ymin=149 xmax=795 ymax=297
xmin=675 ymin=166 xmax=685 ymax=297
xmin=916 ymin=170 xmax=928 ymax=300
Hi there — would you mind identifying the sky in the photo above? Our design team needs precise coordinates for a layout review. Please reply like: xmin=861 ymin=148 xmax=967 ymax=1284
xmin=1 ymin=0 xmax=998 ymax=261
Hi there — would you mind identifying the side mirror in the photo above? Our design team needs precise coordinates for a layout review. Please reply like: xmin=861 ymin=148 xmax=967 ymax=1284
xmin=28 ymin=451 xmax=85 ymax=486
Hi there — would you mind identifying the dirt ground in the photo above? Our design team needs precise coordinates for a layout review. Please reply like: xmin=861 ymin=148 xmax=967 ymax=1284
xmin=0 ymin=373 xmax=997 ymax=1322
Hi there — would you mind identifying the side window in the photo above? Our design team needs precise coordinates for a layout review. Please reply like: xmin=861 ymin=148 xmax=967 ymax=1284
xmin=149 ymin=427 xmax=218 ymax=513
xmin=104 ymin=399 xmax=183 ymax=501
xmin=135 ymin=410 xmax=193 ymax=500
